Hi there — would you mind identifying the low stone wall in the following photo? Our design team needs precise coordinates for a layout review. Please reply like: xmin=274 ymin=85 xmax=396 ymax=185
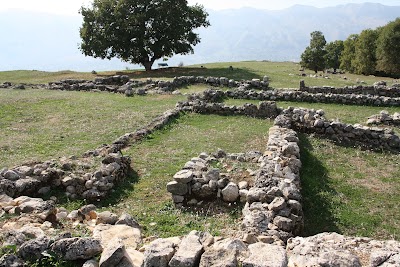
xmin=177 ymin=99 xmax=281 ymax=119
xmin=0 ymin=152 xmax=131 ymax=202
xmin=300 ymin=81 xmax=400 ymax=97
xmin=276 ymin=107 xmax=400 ymax=152
xmin=167 ymin=150 xmax=261 ymax=206
xmin=367 ymin=110 xmax=400 ymax=127
xmin=224 ymin=88 xmax=400 ymax=107
xmin=242 ymin=125 xmax=303 ymax=241
xmin=48 ymin=75 xmax=270 ymax=95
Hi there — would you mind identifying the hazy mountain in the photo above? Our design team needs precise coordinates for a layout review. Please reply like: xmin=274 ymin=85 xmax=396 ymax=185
xmin=1 ymin=3 xmax=399 ymax=71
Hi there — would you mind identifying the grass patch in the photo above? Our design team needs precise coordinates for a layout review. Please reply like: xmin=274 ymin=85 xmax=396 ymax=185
xmin=0 ymin=89 xmax=184 ymax=168
xmin=100 ymin=113 xmax=272 ymax=237
xmin=300 ymin=134 xmax=400 ymax=240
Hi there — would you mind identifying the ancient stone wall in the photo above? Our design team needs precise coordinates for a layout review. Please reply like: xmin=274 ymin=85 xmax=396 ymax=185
xmin=300 ymin=82 xmax=400 ymax=97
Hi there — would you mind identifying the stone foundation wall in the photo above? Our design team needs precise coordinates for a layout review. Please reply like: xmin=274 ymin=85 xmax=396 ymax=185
xmin=367 ymin=110 xmax=400 ymax=127
xmin=300 ymin=82 xmax=400 ymax=97
xmin=0 ymin=152 xmax=131 ymax=202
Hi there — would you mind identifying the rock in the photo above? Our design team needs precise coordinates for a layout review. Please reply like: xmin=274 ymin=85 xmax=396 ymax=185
xmin=93 ymin=224 xmax=142 ymax=249
xmin=1 ymin=230 xmax=27 ymax=246
xmin=173 ymin=170 xmax=194 ymax=184
xmin=205 ymin=169 xmax=220 ymax=181
xmin=18 ymin=236 xmax=52 ymax=260
xmin=242 ymin=243 xmax=287 ymax=267
xmin=200 ymin=238 xmax=248 ymax=267
xmin=169 ymin=231 xmax=204 ymax=267
xmin=83 ymin=259 xmax=99 ymax=267
xmin=142 ymin=238 xmax=178 ymax=267
xmin=238 ymin=181 xmax=248 ymax=190
xmin=221 ymin=182 xmax=239 ymax=202
xmin=273 ymin=216 xmax=293 ymax=232
xmin=51 ymin=237 xmax=103 ymax=260
xmin=167 ymin=181 xmax=188 ymax=196
xmin=97 ymin=211 xmax=119 ymax=225
xmin=4 ymin=170 xmax=20 ymax=181
xmin=125 ymin=247 xmax=144 ymax=267
xmin=268 ymin=197 xmax=286 ymax=211
xmin=80 ymin=204 xmax=97 ymax=215
xmin=115 ymin=213 xmax=141 ymax=229
xmin=99 ymin=238 xmax=129 ymax=267
xmin=0 ymin=254 xmax=24 ymax=267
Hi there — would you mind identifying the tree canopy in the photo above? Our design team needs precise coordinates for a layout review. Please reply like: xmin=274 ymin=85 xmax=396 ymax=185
xmin=79 ymin=0 xmax=210 ymax=71
xmin=353 ymin=29 xmax=378 ymax=75
xmin=300 ymin=31 xmax=327 ymax=73
xmin=324 ymin=40 xmax=344 ymax=72
xmin=376 ymin=18 xmax=400 ymax=76
xmin=340 ymin=34 xmax=358 ymax=73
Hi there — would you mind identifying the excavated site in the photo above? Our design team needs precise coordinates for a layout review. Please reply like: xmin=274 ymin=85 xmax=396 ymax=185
xmin=1 ymin=76 xmax=400 ymax=266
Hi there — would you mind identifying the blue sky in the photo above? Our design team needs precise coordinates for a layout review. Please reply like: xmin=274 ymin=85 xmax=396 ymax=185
xmin=1 ymin=0 xmax=399 ymax=15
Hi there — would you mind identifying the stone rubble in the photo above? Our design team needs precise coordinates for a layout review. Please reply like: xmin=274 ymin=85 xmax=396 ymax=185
xmin=367 ymin=110 xmax=400 ymax=127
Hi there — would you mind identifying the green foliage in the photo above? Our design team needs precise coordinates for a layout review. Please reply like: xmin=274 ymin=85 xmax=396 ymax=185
xmin=353 ymin=29 xmax=378 ymax=75
xmin=324 ymin=40 xmax=344 ymax=72
xmin=27 ymin=251 xmax=78 ymax=267
xmin=0 ymin=244 xmax=17 ymax=257
xmin=300 ymin=31 xmax=327 ymax=73
xmin=79 ymin=0 xmax=210 ymax=71
xmin=376 ymin=18 xmax=400 ymax=76
xmin=340 ymin=34 xmax=358 ymax=73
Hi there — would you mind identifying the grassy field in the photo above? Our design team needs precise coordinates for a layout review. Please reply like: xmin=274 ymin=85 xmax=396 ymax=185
xmin=1 ymin=61 xmax=398 ymax=88
xmin=1 ymin=62 xmax=400 ymax=241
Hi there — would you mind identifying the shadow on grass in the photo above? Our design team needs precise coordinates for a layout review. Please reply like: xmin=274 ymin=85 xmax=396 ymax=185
xmin=299 ymin=133 xmax=341 ymax=236
xmin=98 ymin=167 xmax=140 ymax=207
xmin=109 ymin=67 xmax=262 ymax=80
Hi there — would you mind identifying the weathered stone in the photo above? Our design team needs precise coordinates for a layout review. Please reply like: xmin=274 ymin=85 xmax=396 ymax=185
xmin=221 ymin=182 xmax=239 ymax=202
xmin=99 ymin=238 xmax=128 ymax=267
xmin=93 ymin=224 xmax=142 ymax=249
xmin=268 ymin=197 xmax=286 ymax=211
xmin=167 ymin=181 xmax=188 ymax=196
xmin=18 ymin=236 xmax=52 ymax=260
xmin=0 ymin=254 xmax=24 ymax=267
xmin=173 ymin=170 xmax=194 ymax=184
xmin=97 ymin=211 xmax=119 ymax=225
xmin=273 ymin=216 xmax=293 ymax=232
xmin=169 ymin=231 xmax=204 ymax=267
xmin=200 ymin=238 xmax=248 ymax=267
xmin=115 ymin=213 xmax=141 ymax=229
xmin=51 ymin=237 xmax=103 ymax=260
xmin=142 ymin=238 xmax=177 ymax=267
xmin=238 ymin=181 xmax=248 ymax=190
xmin=242 ymin=243 xmax=287 ymax=267
xmin=83 ymin=259 xmax=99 ymax=267
xmin=4 ymin=170 xmax=20 ymax=181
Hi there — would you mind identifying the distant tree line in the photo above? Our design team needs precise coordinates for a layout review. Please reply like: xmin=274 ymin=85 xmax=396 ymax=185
xmin=300 ymin=18 xmax=400 ymax=77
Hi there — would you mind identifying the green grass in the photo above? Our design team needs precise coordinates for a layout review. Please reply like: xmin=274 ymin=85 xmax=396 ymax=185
xmin=0 ymin=89 xmax=184 ymax=168
xmin=300 ymin=134 xmax=400 ymax=240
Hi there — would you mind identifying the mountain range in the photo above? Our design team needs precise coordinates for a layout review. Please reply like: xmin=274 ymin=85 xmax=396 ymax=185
xmin=1 ymin=2 xmax=399 ymax=71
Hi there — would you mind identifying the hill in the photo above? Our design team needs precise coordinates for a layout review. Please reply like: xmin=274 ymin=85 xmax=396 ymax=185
xmin=1 ymin=3 xmax=399 ymax=71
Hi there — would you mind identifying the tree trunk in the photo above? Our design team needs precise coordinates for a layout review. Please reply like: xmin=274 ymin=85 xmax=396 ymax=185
xmin=143 ymin=61 xmax=153 ymax=71
xmin=142 ymin=57 xmax=155 ymax=71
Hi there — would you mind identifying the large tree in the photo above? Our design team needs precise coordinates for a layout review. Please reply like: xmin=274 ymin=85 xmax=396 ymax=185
xmin=79 ymin=0 xmax=210 ymax=71
xmin=376 ymin=18 xmax=400 ymax=76
xmin=300 ymin=31 xmax=327 ymax=73
xmin=340 ymin=34 xmax=358 ymax=73
xmin=353 ymin=29 xmax=378 ymax=75
xmin=324 ymin=40 xmax=344 ymax=73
